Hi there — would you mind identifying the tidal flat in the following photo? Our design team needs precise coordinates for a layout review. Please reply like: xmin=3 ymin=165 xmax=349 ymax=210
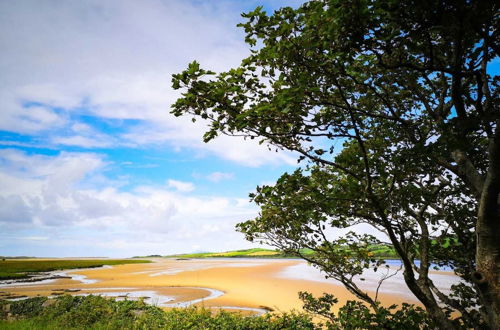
xmin=0 ymin=258 xmax=459 ymax=315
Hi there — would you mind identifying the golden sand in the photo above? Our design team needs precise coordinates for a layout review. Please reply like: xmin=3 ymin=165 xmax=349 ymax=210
xmin=2 ymin=258 xmax=419 ymax=314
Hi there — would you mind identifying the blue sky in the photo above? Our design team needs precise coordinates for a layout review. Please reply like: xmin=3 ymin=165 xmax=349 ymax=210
xmin=2 ymin=1 xmax=496 ymax=258
xmin=0 ymin=0 xmax=304 ymax=257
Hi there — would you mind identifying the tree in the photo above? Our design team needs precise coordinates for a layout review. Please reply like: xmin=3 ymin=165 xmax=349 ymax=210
xmin=171 ymin=1 xmax=499 ymax=328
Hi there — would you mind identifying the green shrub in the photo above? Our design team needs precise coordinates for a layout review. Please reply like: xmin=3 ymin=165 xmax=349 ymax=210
xmin=299 ymin=292 xmax=436 ymax=330
xmin=2 ymin=296 xmax=47 ymax=318
xmin=0 ymin=295 xmax=317 ymax=329
xmin=1 ymin=294 xmax=440 ymax=329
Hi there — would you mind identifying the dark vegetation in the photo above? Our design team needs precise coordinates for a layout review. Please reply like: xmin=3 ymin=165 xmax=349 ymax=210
xmin=171 ymin=0 xmax=500 ymax=328
xmin=0 ymin=295 xmax=435 ymax=329
xmin=0 ymin=295 xmax=315 ymax=330
xmin=132 ymin=254 xmax=163 ymax=258
xmin=0 ymin=259 xmax=150 ymax=280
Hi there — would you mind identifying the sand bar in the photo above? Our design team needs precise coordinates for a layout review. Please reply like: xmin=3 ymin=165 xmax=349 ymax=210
xmin=1 ymin=258 xmax=458 ymax=314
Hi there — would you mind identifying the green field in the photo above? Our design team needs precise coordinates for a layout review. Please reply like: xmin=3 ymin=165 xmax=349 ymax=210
xmin=165 ymin=248 xmax=291 ymax=259
xmin=164 ymin=246 xmax=398 ymax=259
xmin=0 ymin=259 xmax=151 ymax=280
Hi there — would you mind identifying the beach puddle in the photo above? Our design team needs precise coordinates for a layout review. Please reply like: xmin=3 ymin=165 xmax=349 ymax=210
xmin=77 ymin=290 xmax=175 ymax=306
xmin=163 ymin=287 xmax=224 ymax=307
xmin=75 ymin=287 xmax=267 ymax=315
xmin=52 ymin=271 xmax=98 ymax=284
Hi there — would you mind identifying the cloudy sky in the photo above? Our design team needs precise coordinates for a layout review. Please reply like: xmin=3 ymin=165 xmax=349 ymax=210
xmin=0 ymin=0 xmax=305 ymax=257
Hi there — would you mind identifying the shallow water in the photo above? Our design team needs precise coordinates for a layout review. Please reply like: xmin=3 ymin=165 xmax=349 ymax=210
xmin=0 ymin=277 xmax=59 ymax=287
xmin=76 ymin=287 xmax=254 ymax=313
xmin=1 ymin=258 xmax=461 ymax=313
xmin=163 ymin=287 xmax=224 ymax=307
xmin=77 ymin=290 xmax=175 ymax=306
xmin=0 ymin=266 xmax=105 ymax=287
xmin=279 ymin=261 xmax=460 ymax=299
xmin=52 ymin=270 xmax=98 ymax=284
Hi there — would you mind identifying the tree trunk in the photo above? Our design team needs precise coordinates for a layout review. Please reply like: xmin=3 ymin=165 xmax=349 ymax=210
xmin=475 ymin=127 xmax=500 ymax=330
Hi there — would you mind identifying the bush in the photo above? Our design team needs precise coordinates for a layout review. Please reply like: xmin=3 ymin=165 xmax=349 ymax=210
xmin=299 ymin=292 xmax=437 ymax=330
xmin=0 ymin=295 xmax=317 ymax=329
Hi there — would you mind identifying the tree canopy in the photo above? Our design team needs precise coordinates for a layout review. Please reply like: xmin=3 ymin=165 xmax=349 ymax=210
xmin=171 ymin=1 xmax=499 ymax=328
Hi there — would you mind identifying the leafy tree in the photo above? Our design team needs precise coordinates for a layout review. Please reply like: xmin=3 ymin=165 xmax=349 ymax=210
xmin=171 ymin=0 xmax=499 ymax=328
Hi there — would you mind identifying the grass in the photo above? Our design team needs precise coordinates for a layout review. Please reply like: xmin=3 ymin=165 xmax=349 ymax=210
xmin=0 ymin=295 xmax=317 ymax=329
xmin=165 ymin=245 xmax=398 ymax=260
xmin=0 ymin=259 xmax=151 ymax=280
xmin=367 ymin=244 xmax=398 ymax=259
xmin=166 ymin=248 xmax=290 ymax=259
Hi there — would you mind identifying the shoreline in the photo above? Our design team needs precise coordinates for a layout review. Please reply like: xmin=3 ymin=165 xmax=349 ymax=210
xmin=1 ymin=258 xmax=456 ymax=315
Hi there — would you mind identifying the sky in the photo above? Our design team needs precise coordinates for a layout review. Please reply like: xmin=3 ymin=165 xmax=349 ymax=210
xmin=0 ymin=0 xmax=306 ymax=257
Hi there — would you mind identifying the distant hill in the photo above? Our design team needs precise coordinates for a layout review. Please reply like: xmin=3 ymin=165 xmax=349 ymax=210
xmin=163 ymin=245 xmax=398 ymax=259
xmin=131 ymin=254 xmax=163 ymax=258
xmin=164 ymin=248 xmax=288 ymax=259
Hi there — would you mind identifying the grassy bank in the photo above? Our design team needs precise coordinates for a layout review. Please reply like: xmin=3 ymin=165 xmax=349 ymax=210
xmin=0 ymin=295 xmax=316 ymax=329
xmin=163 ymin=245 xmax=398 ymax=260
xmin=164 ymin=248 xmax=289 ymax=259
xmin=0 ymin=259 xmax=151 ymax=280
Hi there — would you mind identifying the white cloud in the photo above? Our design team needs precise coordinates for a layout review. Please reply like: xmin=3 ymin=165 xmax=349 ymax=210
xmin=167 ymin=179 xmax=195 ymax=192
xmin=1 ymin=0 xmax=242 ymax=125
xmin=18 ymin=236 xmax=49 ymax=241
xmin=0 ymin=0 xmax=297 ymax=167
xmin=121 ymin=120 xmax=297 ymax=167
xmin=0 ymin=150 xmax=258 ymax=256
xmin=206 ymin=171 xmax=234 ymax=182
xmin=51 ymin=136 xmax=112 ymax=148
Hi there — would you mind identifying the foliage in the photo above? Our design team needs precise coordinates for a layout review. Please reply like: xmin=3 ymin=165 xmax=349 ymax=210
xmin=1 ymin=296 xmax=48 ymax=318
xmin=171 ymin=0 xmax=499 ymax=328
xmin=0 ymin=259 xmax=151 ymax=280
xmin=0 ymin=296 xmax=316 ymax=329
xmin=300 ymin=292 xmax=437 ymax=330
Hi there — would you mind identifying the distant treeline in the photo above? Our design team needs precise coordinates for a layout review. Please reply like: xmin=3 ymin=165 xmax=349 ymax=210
xmin=0 ymin=257 xmax=34 ymax=260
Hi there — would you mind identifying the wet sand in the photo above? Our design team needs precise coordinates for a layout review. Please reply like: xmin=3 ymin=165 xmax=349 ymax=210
xmin=1 ymin=258 xmax=425 ymax=314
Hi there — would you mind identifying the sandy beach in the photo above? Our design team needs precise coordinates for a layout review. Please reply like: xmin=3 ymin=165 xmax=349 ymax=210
xmin=2 ymin=258 xmax=456 ymax=315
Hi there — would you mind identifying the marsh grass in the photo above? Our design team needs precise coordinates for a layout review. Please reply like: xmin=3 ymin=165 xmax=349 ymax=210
xmin=0 ymin=259 xmax=150 ymax=280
